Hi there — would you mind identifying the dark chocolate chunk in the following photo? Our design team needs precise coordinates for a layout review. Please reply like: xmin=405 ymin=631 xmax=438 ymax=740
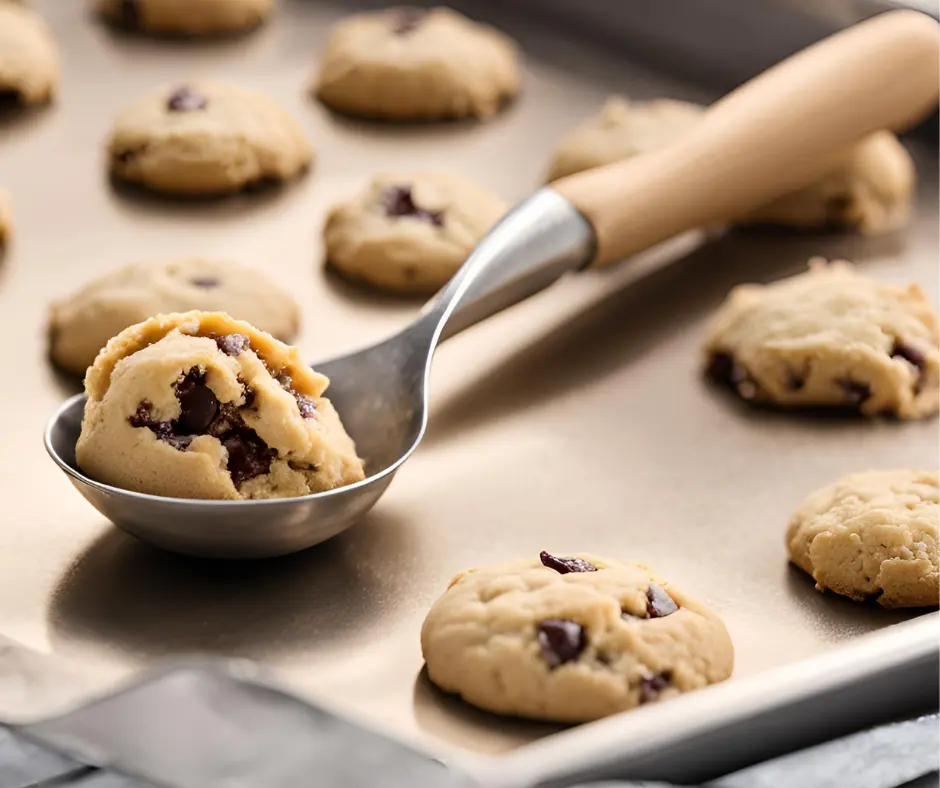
xmin=537 ymin=619 xmax=586 ymax=668
xmin=382 ymin=185 xmax=444 ymax=227
xmin=706 ymin=352 xmax=758 ymax=399
xmin=115 ymin=147 xmax=143 ymax=165
xmin=167 ymin=86 xmax=208 ymax=113
xmin=295 ymin=394 xmax=317 ymax=419
xmin=539 ymin=551 xmax=597 ymax=574
xmin=838 ymin=379 xmax=872 ymax=407
xmin=223 ymin=429 xmax=275 ymax=485
xmin=190 ymin=278 xmax=220 ymax=288
xmin=646 ymin=584 xmax=679 ymax=618
xmin=892 ymin=340 xmax=926 ymax=370
xmin=786 ymin=373 xmax=806 ymax=391
xmin=215 ymin=333 xmax=250 ymax=357
xmin=129 ymin=403 xmax=191 ymax=451
xmin=174 ymin=370 xmax=219 ymax=434
xmin=640 ymin=673 xmax=670 ymax=703
xmin=389 ymin=6 xmax=425 ymax=35
xmin=0 ymin=90 xmax=24 ymax=108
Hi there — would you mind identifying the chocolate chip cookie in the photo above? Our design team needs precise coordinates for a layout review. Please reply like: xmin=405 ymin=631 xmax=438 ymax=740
xmin=96 ymin=0 xmax=274 ymax=36
xmin=324 ymin=171 xmax=507 ymax=294
xmin=787 ymin=470 xmax=938 ymax=608
xmin=0 ymin=2 xmax=58 ymax=105
xmin=49 ymin=259 xmax=300 ymax=375
xmin=76 ymin=312 xmax=365 ymax=500
xmin=107 ymin=81 xmax=312 ymax=197
xmin=420 ymin=552 xmax=734 ymax=723
xmin=313 ymin=7 xmax=520 ymax=121
xmin=704 ymin=259 xmax=939 ymax=419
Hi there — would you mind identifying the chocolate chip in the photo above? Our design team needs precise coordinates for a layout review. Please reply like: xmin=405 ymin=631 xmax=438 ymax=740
xmin=787 ymin=373 xmax=806 ymax=391
xmin=295 ymin=394 xmax=317 ymax=419
xmin=129 ymin=403 xmax=191 ymax=451
xmin=892 ymin=340 xmax=926 ymax=370
xmin=838 ymin=379 xmax=871 ymax=407
xmin=215 ymin=333 xmax=250 ymax=357
xmin=174 ymin=370 xmax=219 ymax=434
xmin=382 ymin=185 xmax=444 ymax=227
xmin=115 ymin=147 xmax=142 ymax=165
xmin=120 ymin=0 xmax=140 ymax=26
xmin=223 ymin=430 xmax=275 ymax=486
xmin=191 ymin=278 xmax=219 ymax=288
xmin=640 ymin=673 xmax=670 ymax=703
xmin=167 ymin=86 xmax=208 ymax=112
xmin=824 ymin=195 xmax=853 ymax=224
xmin=646 ymin=584 xmax=679 ymax=618
xmin=537 ymin=620 xmax=586 ymax=668
xmin=389 ymin=7 xmax=425 ymax=35
xmin=0 ymin=90 xmax=24 ymax=108
xmin=539 ymin=551 xmax=597 ymax=574
xmin=706 ymin=353 xmax=758 ymax=399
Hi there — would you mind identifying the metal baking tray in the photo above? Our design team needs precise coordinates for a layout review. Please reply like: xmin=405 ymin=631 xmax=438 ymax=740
xmin=0 ymin=0 xmax=937 ymax=784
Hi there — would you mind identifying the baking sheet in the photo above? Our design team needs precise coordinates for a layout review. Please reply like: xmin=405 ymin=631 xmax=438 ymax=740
xmin=0 ymin=0 xmax=936 ymax=765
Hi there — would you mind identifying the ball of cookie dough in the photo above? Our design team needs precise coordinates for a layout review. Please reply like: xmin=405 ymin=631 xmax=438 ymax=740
xmin=420 ymin=551 xmax=733 ymax=723
xmin=96 ymin=0 xmax=274 ymax=36
xmin=107 ymin=81 xmax=312 ymax=197
xmin=76 ymin=311 xmax=365 ymax=500
xmin=0 ymin=2 xmax=58 ymax=105
xmin=313 ymin=7 xmax=520 ymax=121
xmin=49 ymin=259 xmax=300 ymax=375
xmin=787 ymin=470 xmax=938 ymax=608
xmin=703 ymin=259 xmax=939 ymax=419
xmin=324 ymin=172 xmax=508 ymax=294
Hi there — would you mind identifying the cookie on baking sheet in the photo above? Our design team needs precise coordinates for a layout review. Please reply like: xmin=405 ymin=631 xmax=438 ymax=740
xmin=49 ymin=259 xmax=300 ymax=375
xmin=740 ymin=131 xmax=915 ymax=234
xmin=313 ymin=7 xmax=520 ymax=121
xmin=107 ymin=81 xmax=312 ymax=197
xmin=324 ymin=171 xmax=507 ymax=294
xmin=787 ymin=470 xmax=938 ymax=608
xmin=420 ymin=551 xmax=733 ymax=723
xmin=96 ymin=0 xmax=274 ymax=36
xmin=76 ymin=311 xmax=365 ymax=500
xmin=0 ymin=2 xmax=58 ymax=105
xmin=703 ymin=259 xmax=939 ymax=419
xmin=546 ymin=96 xmax=704 ymax=182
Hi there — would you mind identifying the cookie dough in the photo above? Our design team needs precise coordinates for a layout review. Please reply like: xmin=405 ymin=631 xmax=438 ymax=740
xmin=546 ymin=96 xmax=704 ymax=182
xmin=76 ymin=311 xmax=365 ymax=500
xmin=420 ymin=551 xmax=733 ymax=723
xmin=0 ymin=2 xmax=58 ymax=105
xmin=703 ymin=259 xmax=939 ymax=419
xmin=49 ymin=259 xmax=300 ymax=375
xmin=324 ymin=171 xmax=507 ymax=294
xmin=107 ymin=81 xmax=312 ymax=197
xmin=314 ymin=7 xmax=520 ymax=121
xmin=96 ymin=0 xmax=274 ymax=36
xmin=787 ymin=470 xmax=938 ymax=608
xmin=740 ymin=131 xmax=915 ymax=234
xmin=548 ymin=97 xmax=914 ymax=233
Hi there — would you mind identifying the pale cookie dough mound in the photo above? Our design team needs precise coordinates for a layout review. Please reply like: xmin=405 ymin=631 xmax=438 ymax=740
xmin=546 ymin=96 xmax=704 ymax=181
xmin=107 ymin=81 xmax=312 ymax=197
xmin=0 ymin=2 xmax=58 ymax=105
xmin=704 ymin=259 xmax=939 ymax=419
xmin=49 ymin=259 xmax=300 ymax=375
xmin=421 ymin=551 xmax=733 ymax=723
xmin=96 ymin=0 xmax=274 ymax=36
xmin=314 ymin=7 xmax=520 ymax=121
xmin=324 ymin=172 xmax=507 ymax=294
xmin=76 ymin=311 xmax=365 ymax=500
xmin=740 ymin=131 xmax=915 ymax=234
xmin=787 ymin=470 xmax=938 ymax=608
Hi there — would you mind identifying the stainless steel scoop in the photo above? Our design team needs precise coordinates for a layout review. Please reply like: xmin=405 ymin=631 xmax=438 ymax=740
xmin=45 ymin=11 xmax=940 ymax=558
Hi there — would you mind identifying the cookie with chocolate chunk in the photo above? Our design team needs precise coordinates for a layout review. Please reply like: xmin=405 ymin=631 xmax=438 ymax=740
xmin=76 ymin=311 xmax=365 ymax=500
xmin=420 ymin=552 xmax=733 ymax=723
xmin=704 ymin=259 xmax=939 ymax=419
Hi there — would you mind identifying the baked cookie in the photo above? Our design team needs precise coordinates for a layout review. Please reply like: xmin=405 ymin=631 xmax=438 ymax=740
xmin=107 ymin=81 xmax=312 ymax=197
xmin=0 ymin=2 xmax=58 ymax=105
xmin=49 ymin=259 xmax=300 ymax=375
xmin=704 ymin=259 xmax=939 ymax=419
xmin=787 ymin=470 xmax=938 ymax=608
xmin=420 ymin=551 xmax=733 ymax=723
xmin=324 ymin=171 xmax=507 ymax=294
xmin=96 ymin=0 xmax=274 ymax=36
xmin=546 ymin=96 xmax=704 ymax=182
xmin=76 ymin=311 xmax=365 ymax=500
xmin=314 ymin=7 xmax=520 ymax=121
xmin=740 ymin=131 xmax=915 ymax=234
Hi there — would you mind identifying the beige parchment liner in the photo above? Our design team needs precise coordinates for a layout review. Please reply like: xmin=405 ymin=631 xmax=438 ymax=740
xmin=0 ymin=0 xmax=936 ymax=759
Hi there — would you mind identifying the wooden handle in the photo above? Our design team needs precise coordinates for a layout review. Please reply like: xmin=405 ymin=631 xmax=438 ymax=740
xmin=553 ymin=10 xmax=940 ymax=267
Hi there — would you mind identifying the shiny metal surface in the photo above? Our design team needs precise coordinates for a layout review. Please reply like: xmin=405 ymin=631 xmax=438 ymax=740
xmin=44 ymin=190 xmax=594 ymax=559
xmin=1 ymin=0 xmax=937 ymax=767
